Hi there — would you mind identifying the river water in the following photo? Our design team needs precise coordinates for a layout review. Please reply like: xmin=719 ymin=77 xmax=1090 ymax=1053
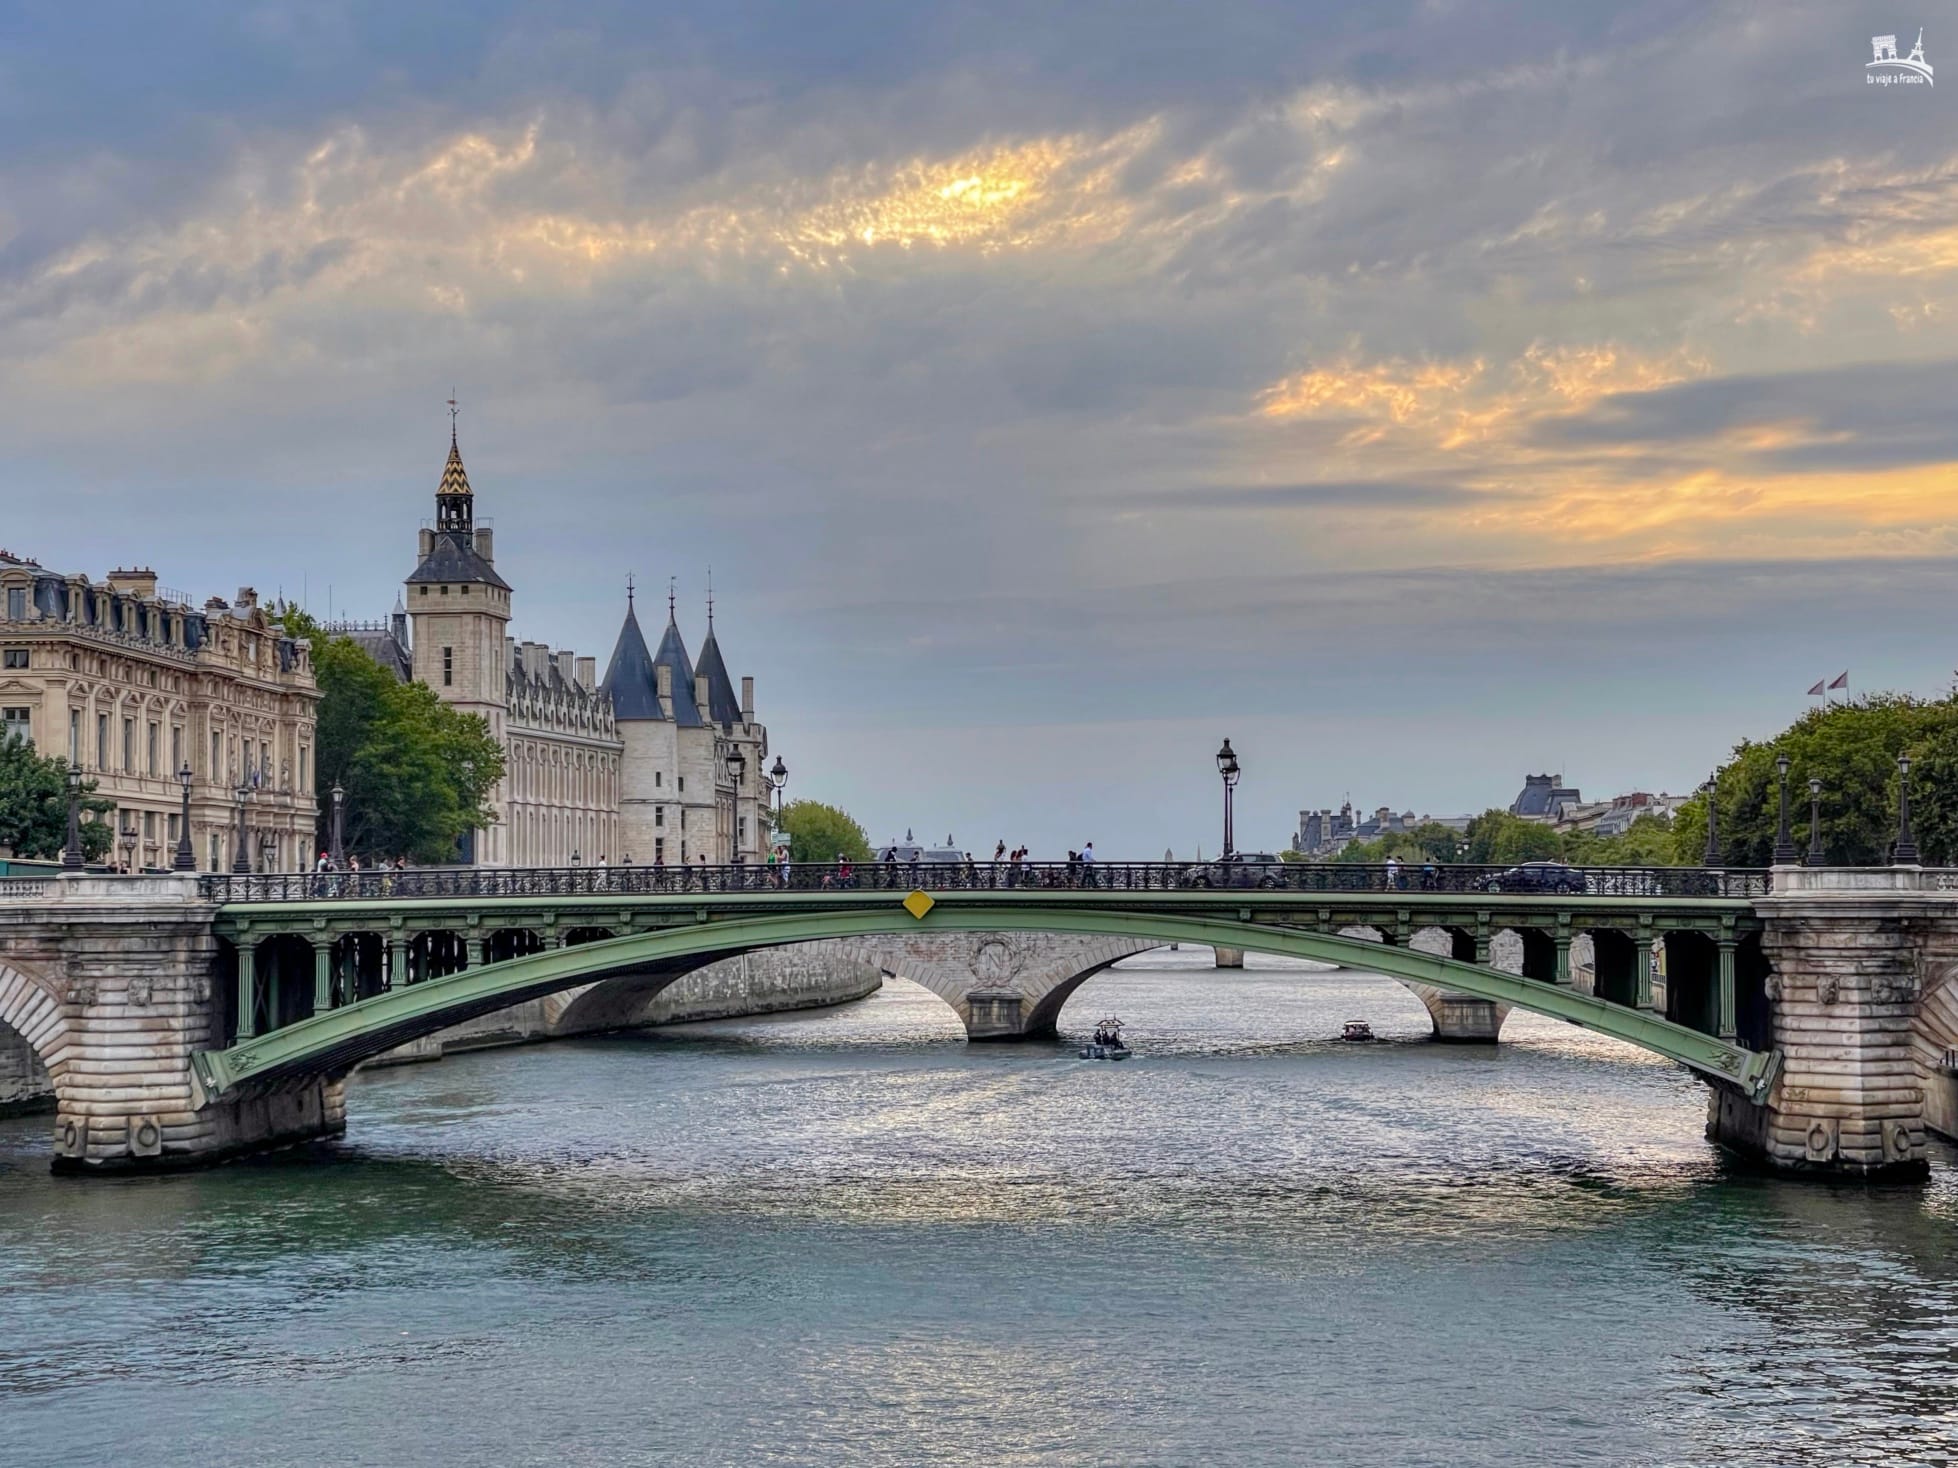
xmin=3 ymin=949 xmax=1957 ymax=1467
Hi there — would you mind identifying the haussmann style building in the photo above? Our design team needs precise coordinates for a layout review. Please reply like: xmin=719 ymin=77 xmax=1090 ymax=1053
xmin=331 ymin=427 xmax=771 ymax=868
xmin=0 ymin=555 xmax=320 ymax=872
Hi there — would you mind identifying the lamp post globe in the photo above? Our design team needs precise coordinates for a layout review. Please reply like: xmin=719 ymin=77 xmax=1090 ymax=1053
xmin=119 ymin=825 xmax=136 ymax=874
xmin=61 ymin=764 xmax=85 ymax=870
xmin=173 ymin=761 xmax=195 ymax=871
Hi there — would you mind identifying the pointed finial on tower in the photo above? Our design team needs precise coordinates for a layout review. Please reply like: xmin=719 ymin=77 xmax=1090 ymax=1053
xmin=626 ymin=572 xmax=635 ymax=609
xmin=668 ymin=576 xmax=677 ymax=624
xmin=448 ymin=390 xmax=459 ymax=448
xmin=706 ymin=566 xmax=714 ymax=630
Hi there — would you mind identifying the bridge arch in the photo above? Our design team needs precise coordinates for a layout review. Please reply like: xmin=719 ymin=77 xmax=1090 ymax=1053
xmin=0 ymin=958 xmax=72 ymax=1103
xmin=192 ymin=904 xmax=1778 ymax=1104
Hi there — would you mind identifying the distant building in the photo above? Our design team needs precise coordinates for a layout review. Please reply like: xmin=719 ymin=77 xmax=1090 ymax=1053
xmin=1510 ymin=773 xmax=1582 ymax=824
xmin=332 ymin=424 xmax=770 ymax=867
xmin=0 ymin=555 xmax=319 ymax=871
xmin=1294 ymin=801 xmax=1470 ymax=856
xmin=1556 ymin=790 xmax=1686 ymax=837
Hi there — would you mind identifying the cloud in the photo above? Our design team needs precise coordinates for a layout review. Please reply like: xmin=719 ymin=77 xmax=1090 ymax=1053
xmin=4 ymin=1 xmax=1958 ymax=852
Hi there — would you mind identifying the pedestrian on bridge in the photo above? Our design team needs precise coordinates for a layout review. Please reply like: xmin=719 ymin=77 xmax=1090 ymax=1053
xmin=1081 ymin=841 xmax=1097 ymax=888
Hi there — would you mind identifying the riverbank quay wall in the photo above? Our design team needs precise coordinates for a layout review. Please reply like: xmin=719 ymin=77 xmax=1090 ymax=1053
xmin=370 ymin=945 xmax=882 ymax=1067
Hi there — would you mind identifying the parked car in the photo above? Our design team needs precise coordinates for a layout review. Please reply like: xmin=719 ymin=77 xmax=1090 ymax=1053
xmin=1474 ymin=861 xmax=1589 ymax=895
xmin=1182 ymin=853 xmax=1288 ymax=888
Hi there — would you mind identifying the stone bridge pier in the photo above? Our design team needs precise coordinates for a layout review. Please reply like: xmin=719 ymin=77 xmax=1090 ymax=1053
xmin=0 ymin=875 xmax=342 ymax=1172
xmin=845 ymin=931 xmax=1162 ymax=1038
xmin=1708 ymin=867 xmax=1950 ymax=1179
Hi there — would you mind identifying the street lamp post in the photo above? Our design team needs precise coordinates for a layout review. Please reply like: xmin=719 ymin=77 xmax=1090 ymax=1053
xmin=1701 ymin=772 xmax=1720 ymax=867
xmin=1772 ymin=753 xmax=1797 ymax=864
xmin=173 ymin=761 xmax=195 ymax=871
xmin=1893 ymin=753 xmax=1921 ymax=865
xmin=119 ymin=824 xmax=137 ymax=875
xmin=1806 ymin=777 xmax=1825 ymax=866
xmin=329 ymin=782 xmax=345 ymax=868
xmin=765 ymin=755 xmax=788 ymax=833
xmin=1216 ymin=738 xmax=1241 ymax=860
xmin=61 ymin=765 xmax=84 ymax=870
xmin=725 ymin=748 xmax=747 ymax=861
xmin=232 ymin=781 xmax=253 ymax=874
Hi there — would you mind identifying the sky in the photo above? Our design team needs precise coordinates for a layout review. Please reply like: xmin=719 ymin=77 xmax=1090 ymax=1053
xmin=3 ymin=2 xmax=1955 ymax=855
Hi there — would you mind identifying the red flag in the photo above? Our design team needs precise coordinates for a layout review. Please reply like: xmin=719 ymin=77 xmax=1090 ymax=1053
xmin=1806 ymin=680 xmax=1826 ymax=696
xmin=1829 ymin=671 xmax=1849 ymax=690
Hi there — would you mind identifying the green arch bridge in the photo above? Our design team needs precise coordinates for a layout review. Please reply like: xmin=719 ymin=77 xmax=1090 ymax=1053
xmin=193 ymin=862 xmax=1777 ymax=1104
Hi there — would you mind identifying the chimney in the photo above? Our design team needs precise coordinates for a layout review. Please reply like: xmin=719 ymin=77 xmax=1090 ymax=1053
xmin=108 ymin=567 xmax=158 ymax=597
xmin=740 ymin=676 xmax=754 ymax=722
xmin=575 ymin=656 xmax=596 ymax=690
xmin=522 ymin=641 xmax=547 ymax=679
xmin=694 ymin=673 xmax=710 ymax=719
xmin=474 ymin=527 xmax=495 ymax=563
xmin=555 ymin=649 xmax=576 ymax=685
xmin=419 ymin=527 xmax=435 ymax=558
xmin=655 ymin=663 xmax=673 ymax=719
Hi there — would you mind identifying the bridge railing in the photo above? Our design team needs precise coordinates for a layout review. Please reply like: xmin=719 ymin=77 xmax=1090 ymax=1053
xmin=199 ymin=860 xmax=1770 ymax=904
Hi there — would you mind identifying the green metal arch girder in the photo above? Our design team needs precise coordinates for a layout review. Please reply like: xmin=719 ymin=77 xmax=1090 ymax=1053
xmin=191 ymin=901 xmax=1780 ymax=1103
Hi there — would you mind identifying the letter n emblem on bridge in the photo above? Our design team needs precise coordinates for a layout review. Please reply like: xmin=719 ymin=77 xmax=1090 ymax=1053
xmin=903 ymin=890 xmax=936 ymax=920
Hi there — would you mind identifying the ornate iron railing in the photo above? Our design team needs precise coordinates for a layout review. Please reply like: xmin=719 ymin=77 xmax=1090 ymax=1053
xmin=200 ymin=860 xmax=1772 ymax=905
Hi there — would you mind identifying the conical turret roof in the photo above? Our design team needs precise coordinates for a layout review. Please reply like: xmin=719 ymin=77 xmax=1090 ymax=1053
xmin=653 ymin=615 xmax=702 ymax=727
xmin=695 ymin=626 xmax=742 ymax=727
xmin=438 ymin=439 xmax=472 ymax=496
xmin=600 ymin=601 xmax=663 ymax=720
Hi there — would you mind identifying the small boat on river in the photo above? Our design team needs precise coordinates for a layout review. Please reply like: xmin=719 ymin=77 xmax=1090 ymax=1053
xmin=1339 ymin=1020 xmax=1377 ymax=1043
xmin=1080 ymin=1017 xmax=1132 ymax=1060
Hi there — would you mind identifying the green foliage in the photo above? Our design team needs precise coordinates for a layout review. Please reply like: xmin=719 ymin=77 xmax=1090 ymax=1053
xmin=282 ymin=608 xmax=506 ymax=863
xmin=1462 ymin=809 xmax=1564 ymax=865
xmin=1333 ymin=820 xmax=1468 ymax=865
xmin=776 ymin=800 xmax=872 ymax=864
xmin=1324 ymin=808 xmax=1680 ymax=869
xmin=1672 ymin=693 xmax=1958 ymax=866
xmin=0 ymin=737 xmax=113 ymax=861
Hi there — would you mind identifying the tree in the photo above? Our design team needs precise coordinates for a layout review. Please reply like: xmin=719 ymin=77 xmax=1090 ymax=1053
xmin=0 ymin=737 xmax=112 ymax=861
xmin=283 ymin=608 xmax=506 ymax=863
xmin=1670 ymin=694 xmax=1943 ymax=866
xmin=1462 ymin=808 xmax=1563 ymax=865
xmin=776 ymin=800 xmax=872 ymax=864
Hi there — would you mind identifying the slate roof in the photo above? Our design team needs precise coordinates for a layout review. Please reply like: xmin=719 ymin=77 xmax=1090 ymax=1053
xmin=652 ymin=616 xmax=703 ymax=727
xmin=695 ymin=626 xmax=742 ymax=727
xmin=600 ymin=602 xmax=663 ymax=720
xmin=406 ymin=530 xmax=510 ymax=590
xmin=346 ymin=627 xmax=412 ymax=682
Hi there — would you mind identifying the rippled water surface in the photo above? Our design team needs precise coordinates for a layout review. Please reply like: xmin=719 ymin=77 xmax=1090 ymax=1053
xmin=4 ymin=950 xmax=1958 ymax=1466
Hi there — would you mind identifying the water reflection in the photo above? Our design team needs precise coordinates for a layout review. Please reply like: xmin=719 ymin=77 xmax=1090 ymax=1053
xmin=2 ymin=956 xmax=1955 ymax=1466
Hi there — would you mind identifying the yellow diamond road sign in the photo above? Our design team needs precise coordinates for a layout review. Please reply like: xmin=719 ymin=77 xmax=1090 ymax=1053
xmin=903 ymin=890 xmax=936 ymax=920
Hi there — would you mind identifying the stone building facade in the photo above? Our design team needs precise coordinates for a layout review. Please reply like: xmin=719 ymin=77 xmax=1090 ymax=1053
xmin=0 ymin=556 xmax=319 ymax=872
xmin=337 ymin=429 xmax=769 ymax=867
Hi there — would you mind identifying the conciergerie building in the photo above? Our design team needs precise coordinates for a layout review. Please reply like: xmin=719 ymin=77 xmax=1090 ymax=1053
xmin=332 ymin=425 xmax=772 ymax=868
